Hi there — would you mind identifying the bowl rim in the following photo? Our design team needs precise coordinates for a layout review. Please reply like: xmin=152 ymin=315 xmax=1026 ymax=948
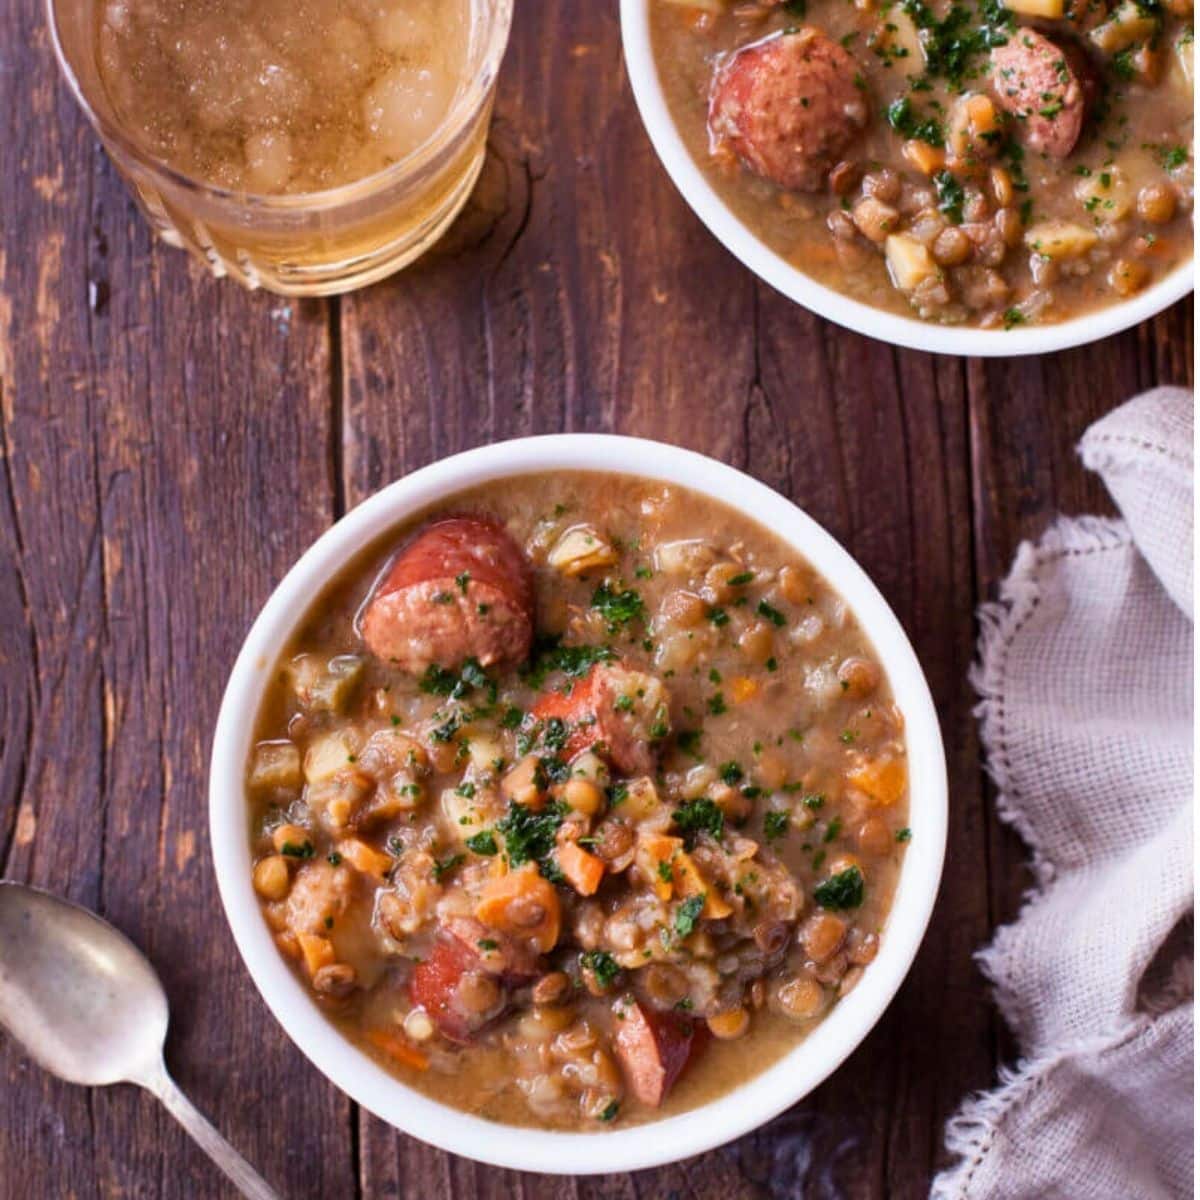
xmin=209 ymin=434 xmax=948 ymax=1174
xmin=617 ymin=0 xmax=1194 ymax=358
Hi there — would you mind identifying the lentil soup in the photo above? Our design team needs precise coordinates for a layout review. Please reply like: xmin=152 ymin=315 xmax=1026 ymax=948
xmin=245 ymin=474 xmax=911 ymax=1129
xmin=650 ymin=0 xmax=1193 ymax=329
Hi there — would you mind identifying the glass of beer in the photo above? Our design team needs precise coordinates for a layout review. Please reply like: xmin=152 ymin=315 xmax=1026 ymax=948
xmin=47 ymin=0 xmax=514 ymax=295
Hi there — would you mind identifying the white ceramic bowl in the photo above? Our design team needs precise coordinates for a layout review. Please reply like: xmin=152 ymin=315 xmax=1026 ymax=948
xmin=619 ymin=0 xmax=1194 ymax=357
xmin=209 ymin=435 xmax=948 ymax=1174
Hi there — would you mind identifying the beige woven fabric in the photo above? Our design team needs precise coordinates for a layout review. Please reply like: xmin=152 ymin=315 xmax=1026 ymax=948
xmin=931 ymin=387 xmax=1194 ymax=1200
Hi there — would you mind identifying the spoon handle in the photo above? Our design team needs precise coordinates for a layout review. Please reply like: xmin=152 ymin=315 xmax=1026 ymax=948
xmin=145 ymin=1063 xmax=281 ymax=1200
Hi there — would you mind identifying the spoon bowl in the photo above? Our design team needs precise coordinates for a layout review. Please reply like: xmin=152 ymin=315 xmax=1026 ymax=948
xmin=0 ymin=882 xmax=167 ymax=1087
xmin=0 ymin=881 xmax=278 ymax=1199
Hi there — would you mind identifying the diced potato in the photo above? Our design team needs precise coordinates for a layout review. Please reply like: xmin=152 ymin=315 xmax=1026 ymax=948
xmin=1024 ymin=220 xmax=1100 ymax=260
xmin=547 ymin=525 xmax=618 ymax=576
xmin=467 ymin=736 xmax=504 ymax=777
xmin=653 ymin=538 xmax=716 ymax=577
xmin=885 ymin=234 xmax=939 ymax=291
xmin=304 ymin=730 xmax=357 ymax=784
xmin=873 ymin=10 xmax=925 ymax=71
xmin=248 ymin=740 xmax=302 ymax=791
xmin=288 ymin=653 xmax=364 ymax=714
xmin=441 ymin=786 xmax=490 ymax=841
xmin=1090 ymin=1 xmax=1160 ymax=53
xmin=619 ymin=776 xmax=662 ymax=821
xmin=1003 ymin=0 xmax=1064 ymax=17
xmin=1074 ymin=168 xmax=1134 ymax=222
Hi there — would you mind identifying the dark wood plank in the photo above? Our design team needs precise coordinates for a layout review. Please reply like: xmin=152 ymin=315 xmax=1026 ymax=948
xmin=0 ymin=6 xmax=352 ymax=1197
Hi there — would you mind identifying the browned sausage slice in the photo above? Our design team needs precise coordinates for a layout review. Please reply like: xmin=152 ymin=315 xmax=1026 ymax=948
xmin=361 ymin=516 xmax=534 ymax=674
xmin=409 ymin=919 xmax=540 ymax=1043
xmin=612 ymin=998 xmax=700 ymax=1107
xmin=990 ymin=30 xmax=1091 ymax=158
xmin=529 ymin=662 xmax=670 ymax=775
xmin=708 ymin=29 xmax=871 ymax=193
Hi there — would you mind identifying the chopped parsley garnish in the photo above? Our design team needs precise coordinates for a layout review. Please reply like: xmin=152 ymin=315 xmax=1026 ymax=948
xmin=326 ymin=851 xmax=342 ymax=866
xmin=676 ymin=729 xmax=702 ymax=757
xmin=896 ymin=827 xmax=913 ymax=843
xmin=706 ymin=606 xmax=730 ymax=627
xmin=886 ymin=97 xmax=943 ymax=147
xmin=500 ymin=705 xmax=524 ymax=729
xmin=455 ymin=571 xmax=471 ymax=593
xmin=598 ymin=1100 xmax=620 ymax=1123
xmin=707 ymin=692 xmax=728 ymax=716
xmin=840 ymin=729 xmax=858 ymax=744
xmin=580 ymin=950 xmax=621 ymax=988
xmin=657 ymin=860 xmax=674 ymax=883
xmin=419 ymin=657 xmax=497 ymax=704
xmin=523 ymin=638 xmax=615 ymax=689
xmin=465 ymin=830 xmax=498 ymax=855
xmin=432 ymin=853 xmax=465 ymax=882
xmin=934 ymin=170 xmax=965 ymax=224
xmin=591 ymin=584 xmax=645 ymax=632
xmin=672 ymin=798 xmax=725 ymax=844
xmin=899 ymin=0 xmax=1014 ymax=90
xmin=813 ymin=865 xmax=865 ymax=910
xmin=477 ymin=938 xmax=499 ymax=951
xmin=280 ymin=840 xmax=314 ymax=859
xmin=756 ymin=600 xmax=787 ymax=627
xmin=674 ymin=895 xmax=706 ymax=939
xmin=1003 ymin=308 xmax=1026 ymax=330
xmin=1161 ymin=145 xmax=1189 ymax=170
xmin=763 ymin=811 xmax=790 ymax=842
xmin=614 ymin=693 xmax=634 ymax=712
xmin=823 ymin=816 xmax=844 ymax=843
xmin=728 ymin=571 xmax=755 ymax=586
xmin=719 ymin=761 xmax=744 ymax=785
xmin=496 ymin=800 xmax=568 ymax=874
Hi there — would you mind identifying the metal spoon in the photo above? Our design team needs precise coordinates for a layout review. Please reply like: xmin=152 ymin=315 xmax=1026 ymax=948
xmin=0 ymin=881 xmax=279 ymax=1200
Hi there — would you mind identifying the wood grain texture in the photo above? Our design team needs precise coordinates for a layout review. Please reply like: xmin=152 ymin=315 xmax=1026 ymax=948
xmin=0 ymin=0 xmax=1193 ymax=1198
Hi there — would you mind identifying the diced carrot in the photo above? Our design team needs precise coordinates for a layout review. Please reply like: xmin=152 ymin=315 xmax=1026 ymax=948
xmin=337 ymin=837 xmax=393 ymax=881
xmin=847 ymin=757 xmax=907 ymax=807
xmin=730 ymin=676 xmax=759 ymax=704
xmin=366 ymin=1029 xmax=429 ymax=1071
xmin=671 ymin=852 xmax=734 ymax=919
xmin=297 ymin=932 xmax=335 ymax=977
xmin=637 ymin=834 xmax=684 ymax=901
xmin=475 ymin=863 xmax=561 ymax=952
xmin=558 ymin=841 xmax=605 ymax=897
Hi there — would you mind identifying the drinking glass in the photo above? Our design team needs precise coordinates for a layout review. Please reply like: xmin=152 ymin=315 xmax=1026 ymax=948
xmin=47 ymin=0 xmax=514 ymax=296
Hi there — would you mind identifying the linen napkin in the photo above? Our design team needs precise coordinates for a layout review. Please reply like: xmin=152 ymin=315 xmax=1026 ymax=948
xmin=931 ymin=387 xmax=1194 ymax=1200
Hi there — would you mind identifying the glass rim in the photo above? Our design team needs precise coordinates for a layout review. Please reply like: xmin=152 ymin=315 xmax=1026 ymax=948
xmin=45 ymin=0 xmax=514 ymax=212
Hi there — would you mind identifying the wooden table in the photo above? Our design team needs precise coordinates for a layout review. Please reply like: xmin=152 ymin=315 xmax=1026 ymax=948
xmin=0 ymin=3 xmax=1192 ymax=1197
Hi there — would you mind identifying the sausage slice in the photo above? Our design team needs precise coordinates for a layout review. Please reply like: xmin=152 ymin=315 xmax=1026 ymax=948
xmin=708 ymin=29 xmax=870 ymax=192
xmin=409 ymin=919 xmax=539 ymax=1043
xmin=530 ymin=662 xmax=669 ymax=775
xmin=360 ymin=516 xmax=534 ymax=674
xmin=612 ymin=998 xmax=700 ymax=1107
xmin=989 ymin=30 xmax=1092 ymax=158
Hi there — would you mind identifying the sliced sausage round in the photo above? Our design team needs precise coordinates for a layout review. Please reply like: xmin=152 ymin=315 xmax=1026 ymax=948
xmin=989 ymin=30 xmax=1093 ymax=158
xmin=529 ymin=662 xmax=670 ymax=776
xmin=611 ymin=997 xmax=702 ymax=1107
xmin=409 ymin=919 xmax=540 ymax=1043
xmin=708 ymin=28 xmax=871 ymax=193
xmin=360 ymin=516 xmax=534 ymax=674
